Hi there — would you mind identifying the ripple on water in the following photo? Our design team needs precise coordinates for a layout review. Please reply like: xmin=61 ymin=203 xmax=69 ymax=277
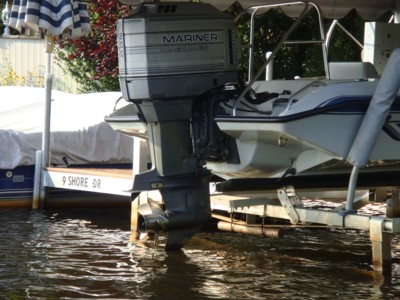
xmin=0 ymin=209 xmax=400 ymax=299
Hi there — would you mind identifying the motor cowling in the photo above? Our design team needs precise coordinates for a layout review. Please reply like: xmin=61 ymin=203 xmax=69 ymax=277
xmin=117 ymin=2 xmax=239 ymax=101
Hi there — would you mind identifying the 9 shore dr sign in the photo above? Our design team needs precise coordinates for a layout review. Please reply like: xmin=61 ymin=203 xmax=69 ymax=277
xmin=42 ymin=170 xmax=133 ymax=196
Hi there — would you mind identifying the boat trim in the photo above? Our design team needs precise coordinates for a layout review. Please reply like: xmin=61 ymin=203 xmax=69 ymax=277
xmin=216 ymin=97 xmax=372 ymax=124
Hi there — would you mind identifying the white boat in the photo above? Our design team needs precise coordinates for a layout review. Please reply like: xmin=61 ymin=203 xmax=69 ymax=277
xmin=105 ymin=0 xmax=400 ymax=249
xmin=211 ymin=77 xmax=400 ymax=180
xmin=107 ymin=0 xmax=400 ymax=180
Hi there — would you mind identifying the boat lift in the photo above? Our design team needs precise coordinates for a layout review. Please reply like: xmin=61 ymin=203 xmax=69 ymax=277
xmin=32 ymin=135 xmax=400 ymax=274
xmin=31 ymin=0 xmax=400 ymax=274
xmin=210 ymin=185 xmax=400 ymax=274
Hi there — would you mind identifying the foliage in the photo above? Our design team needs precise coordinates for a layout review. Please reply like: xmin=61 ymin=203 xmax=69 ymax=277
xmin=0 ymin=68 xmax=24 ymax=85
xmin=0 ymin=68 xmax=44 ymax=87
xmin=55 ymin=0 xmax=130 ymax=92
xmin=326 ymin=10 xmax=365 ymax=62
xmin=55 ymin=2 xmax=371 ymax=92
xmin=0 ymin=3 xmax=4 ymax=34
xmin=234 ymin=8 xmax=365 ymax=81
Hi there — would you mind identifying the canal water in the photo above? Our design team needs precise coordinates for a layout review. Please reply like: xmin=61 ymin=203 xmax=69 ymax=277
xmin=1 ymin=208 xmax=400 ymax=299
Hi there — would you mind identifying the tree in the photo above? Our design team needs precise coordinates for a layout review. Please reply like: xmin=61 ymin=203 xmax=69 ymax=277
xmin=56 ymin=2 xmax=368 ymax=92
xmin=235 ymin=8 xmax=367 ymax=82
xmin=56 ymin=0 xmax=130 ymax=92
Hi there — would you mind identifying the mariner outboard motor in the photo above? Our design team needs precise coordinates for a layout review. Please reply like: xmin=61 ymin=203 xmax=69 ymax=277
xmin=115 ymin=2 xmax=239 ymax=250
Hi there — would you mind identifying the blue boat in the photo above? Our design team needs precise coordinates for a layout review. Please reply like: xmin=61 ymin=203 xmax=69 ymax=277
xmin=1 ymin=86 xmax=133 ymax=208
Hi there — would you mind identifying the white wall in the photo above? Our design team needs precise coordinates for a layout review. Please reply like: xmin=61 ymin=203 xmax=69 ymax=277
xmin=0 ymin=36 xmax=79 ymax=93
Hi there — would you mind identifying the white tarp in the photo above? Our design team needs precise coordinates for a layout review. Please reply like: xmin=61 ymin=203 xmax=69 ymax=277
xmin=0 ymin=86 xmax=133 ymax=169
xmin=119 ymin=0 xmax=399 ymax=20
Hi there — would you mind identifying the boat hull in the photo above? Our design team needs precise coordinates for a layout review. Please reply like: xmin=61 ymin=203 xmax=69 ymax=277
xmin=0 ymin=165 xmax=131 ymax=208
xmin=212 ymin=109 xmax=400 ymax=179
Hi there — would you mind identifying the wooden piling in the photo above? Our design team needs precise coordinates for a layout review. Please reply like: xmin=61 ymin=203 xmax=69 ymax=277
xmin=369 ymin=188 xmax=400 ymax=274
xmin=386 ymin=189 xmax=400 ymax=218
xmin=130 ymin=194 xmax=140 ymax=242
xmin=370 ymin=217 xmax=392 ymax=275
xmin=32 ymin=150 xmax=42 ymax=210
xmin=217 ymin=221 xmax=284 ymax=238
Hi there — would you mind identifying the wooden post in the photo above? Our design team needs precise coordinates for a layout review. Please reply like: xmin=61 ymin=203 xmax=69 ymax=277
xmin=130 ymin=193 xmax=140 ymax=242
xmin=370 ymin=187 xmax=390 ymax=202
xmin=386 ymin=188 xmax=400 ymax=218
xmin=39 ymin=180 xmax=48 ymax=209
xmin=217 ymin=221 xmax=283 ymax=238
xmin=370 ymin=217 xmax=392 ymax=274
xmin=32 ymin=150 xmax=42 ymax=210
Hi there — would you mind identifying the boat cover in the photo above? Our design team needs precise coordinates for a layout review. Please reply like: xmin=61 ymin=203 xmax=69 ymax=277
xmin=0 ymin=86 xmax=133 ymax=169
xmin=347 ymin=48 xmax=400 ymax=167
xmin=119 ymin=0 xmax=399 ymax=21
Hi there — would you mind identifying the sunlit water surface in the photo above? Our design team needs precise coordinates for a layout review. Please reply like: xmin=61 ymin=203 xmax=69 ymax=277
xmin=1 ymin=208 xmax=400 ymax=299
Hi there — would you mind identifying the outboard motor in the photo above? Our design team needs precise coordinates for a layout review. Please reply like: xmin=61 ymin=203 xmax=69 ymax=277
xmin=116 ymin=2 xmax=239 ymax=250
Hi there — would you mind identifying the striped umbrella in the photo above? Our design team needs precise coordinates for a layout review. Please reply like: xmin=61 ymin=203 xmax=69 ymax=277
xmin=7 ymin=0 xmax=91 ymax=208
xmin=9 ymin=0 xmax=90 ymax=38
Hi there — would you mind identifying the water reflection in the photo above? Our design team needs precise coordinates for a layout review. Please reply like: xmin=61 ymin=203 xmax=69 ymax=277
xmin=0 ymin=209 xmax=400 ymax=299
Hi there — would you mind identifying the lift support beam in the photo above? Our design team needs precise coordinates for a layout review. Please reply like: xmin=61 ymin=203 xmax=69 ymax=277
xmin=210 ymin=186 xmax=400 ymax=274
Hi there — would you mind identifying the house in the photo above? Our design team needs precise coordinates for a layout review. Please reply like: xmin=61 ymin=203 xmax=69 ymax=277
xmin=0 ymin=35 xmax=78 ymax=93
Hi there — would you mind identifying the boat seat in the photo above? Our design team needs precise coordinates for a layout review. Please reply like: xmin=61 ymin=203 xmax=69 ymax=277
xmin=329 ymin=62 xmax=379 ymax=80
xmin=271 ymin=98 xmax=290 ymax=116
